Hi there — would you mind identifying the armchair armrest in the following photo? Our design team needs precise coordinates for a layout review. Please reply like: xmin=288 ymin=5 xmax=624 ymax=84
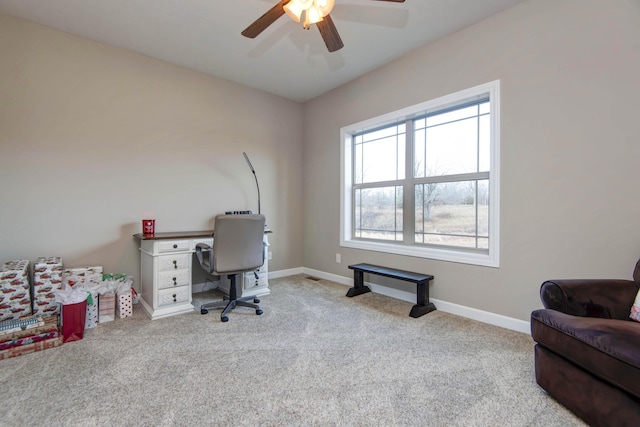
xmin=540 ymin=279 xmax=639 ymax=320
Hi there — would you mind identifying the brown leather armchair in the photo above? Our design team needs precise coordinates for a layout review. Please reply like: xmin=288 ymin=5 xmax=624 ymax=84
xmin=531 ymin=259 xmax=640 ymax=427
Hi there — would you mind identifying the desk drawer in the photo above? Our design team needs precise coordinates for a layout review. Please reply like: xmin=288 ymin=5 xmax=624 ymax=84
xmin=157 ymin=286 xmax=191 ymax=307
xmin=158 ymin=269 xmax=190 ymax=290
xmin=157 ymin=253 xmax=190 ymax=271
xmin=158 ymin=240 xmax=190 ymax=253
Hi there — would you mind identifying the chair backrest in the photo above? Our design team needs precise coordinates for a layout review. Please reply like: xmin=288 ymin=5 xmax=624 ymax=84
xmin=212 ymin=214 xmax=265 ymax=274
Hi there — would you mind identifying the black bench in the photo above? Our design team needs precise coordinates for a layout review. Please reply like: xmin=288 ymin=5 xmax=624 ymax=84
xmin=347 ymin=263 xmax=436 ymax=318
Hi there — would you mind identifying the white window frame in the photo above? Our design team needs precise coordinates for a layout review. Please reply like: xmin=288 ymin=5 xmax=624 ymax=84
xmin=340 ymin=81 xmax=500 ymax=267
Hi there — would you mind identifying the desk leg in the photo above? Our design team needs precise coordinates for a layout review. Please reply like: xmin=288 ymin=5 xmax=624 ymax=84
xmin=410 ymin=279 xmax=436 ymax=318
xmin=346 ymin=270 xmax=371 ymax=297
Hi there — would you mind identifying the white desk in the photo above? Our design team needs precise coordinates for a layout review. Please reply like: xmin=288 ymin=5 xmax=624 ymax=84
xmin=134 ymin=230 xmax=270 ymax=320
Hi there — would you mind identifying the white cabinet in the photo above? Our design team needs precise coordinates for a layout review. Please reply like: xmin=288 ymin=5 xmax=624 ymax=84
xmin=139 ymin=237 xmax=205 ymax=320
xmin=136 ymin=231 xmax=270 ymax=320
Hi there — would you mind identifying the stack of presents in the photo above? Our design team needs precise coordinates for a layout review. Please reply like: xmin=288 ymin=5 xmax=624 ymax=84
xmin=0 ymin=257 xmax=136 ymax=360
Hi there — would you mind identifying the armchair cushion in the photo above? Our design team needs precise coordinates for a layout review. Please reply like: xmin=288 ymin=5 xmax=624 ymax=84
xmin=531 ymin=309 xmax=640 ymax=399
xmin=540 ymin=279 xmax=638 ymax=320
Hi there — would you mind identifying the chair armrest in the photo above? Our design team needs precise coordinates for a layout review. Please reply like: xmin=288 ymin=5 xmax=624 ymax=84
xmin=540 ymin=279 xmax=639 ymax=320
xmin=195 ymin=243 xmax=214 ymax=273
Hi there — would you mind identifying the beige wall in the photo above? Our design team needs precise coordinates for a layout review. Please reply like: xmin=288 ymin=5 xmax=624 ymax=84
xmin=0 ymin=15 xmax=304 ymax=285
xmin=2 ymin=0 xmax=640 ymax=324
xmin=303 ymin=0 xmax=640 ymax=321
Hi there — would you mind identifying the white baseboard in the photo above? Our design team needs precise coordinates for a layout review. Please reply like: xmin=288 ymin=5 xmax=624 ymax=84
xmin=291 ymin=267 xmax=531 ymax=334
xmin=269 ymin=267 xmax=303 ymax=279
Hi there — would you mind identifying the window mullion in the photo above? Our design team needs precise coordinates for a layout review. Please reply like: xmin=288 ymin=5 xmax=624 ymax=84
xmin=353 ymin=186 xmax=357 ymax=239
xmin=475 ymin=181 xmax=479 ymax=249
xmin=415 ymin=171 xmax=489 ymax=185
xmin=353 ymin=180 xmax=404 ymax=190
xmin=404 ymin=119 xmax=414 ymax=245
xmin=475 ymin=108 xmax=480 ymax=249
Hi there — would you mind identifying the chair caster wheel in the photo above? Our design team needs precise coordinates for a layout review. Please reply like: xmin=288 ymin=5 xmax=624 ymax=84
xmin=221 ymin=316 xmax=229 ymax=322
xmin=256 ymin=309 xmax=263 ymax=315
xmin=254 ymin=298 xmax=260 ymax=303
xmin=201 ymin=308 xmax=208 ymax=315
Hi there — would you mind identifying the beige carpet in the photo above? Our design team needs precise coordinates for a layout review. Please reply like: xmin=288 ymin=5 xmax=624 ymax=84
xmin=0 ymin=275 xmax=584 ymax=426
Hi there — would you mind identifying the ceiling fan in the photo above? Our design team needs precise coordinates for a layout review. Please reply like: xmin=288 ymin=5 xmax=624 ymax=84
xmin=241 ymin=0 xmax=406 ymax=53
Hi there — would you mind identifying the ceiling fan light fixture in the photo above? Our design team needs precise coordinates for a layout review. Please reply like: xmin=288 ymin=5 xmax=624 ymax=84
xmin=316 ymin=0 xmax=335 ymax=17
xmin=285 ymin=0 xmax=334 ymax=28
xmin=305 ymin=6 xmax=324 ymax=27
xmin=283 ymin=1 xmax=304 ymax=22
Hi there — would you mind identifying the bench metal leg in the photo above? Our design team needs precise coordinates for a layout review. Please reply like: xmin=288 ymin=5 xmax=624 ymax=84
xmin=346 ymin=270 xmax=371 ymax=297
xmin=409 ymin=279 xmax=436 ymax=318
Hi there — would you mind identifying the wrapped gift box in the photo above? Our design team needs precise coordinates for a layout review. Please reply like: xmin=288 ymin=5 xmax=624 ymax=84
xmin=0 ymin=260 xmax=32 ymax=321
xmin=0 ymin=315 xmax=55 ymax=341
xmin=116 ymin=289 xmax=133 ymax=319
xmin=62 ymin=266 xmax=102 ymax=287
xmin=0 ymin=330 xmax=60 ymax=351
xmin=0 ymin=335 xmax=63 ymax=360
xmin=98 ymin=292 xmax=115 ymax=323
xmin=0 ymin=314 xmax=60 ymax=360
xmin=32 ymin=257 xmax=63 ymax=317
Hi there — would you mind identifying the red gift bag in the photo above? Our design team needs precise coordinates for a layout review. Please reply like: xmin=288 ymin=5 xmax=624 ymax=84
xmin=62 ymin=300 xmax=87 ymax=343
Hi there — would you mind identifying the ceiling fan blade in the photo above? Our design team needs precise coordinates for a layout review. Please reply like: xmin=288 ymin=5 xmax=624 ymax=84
xmin=241 ymin=0 xmax=289 ymax=39
xmin=317 ymin=14 xmax=344 ymax=52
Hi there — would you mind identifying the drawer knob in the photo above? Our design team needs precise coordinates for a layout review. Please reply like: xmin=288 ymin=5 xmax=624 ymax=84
xmin=173 ymin=260 xmax=177 ymax=269
xmin=173 ymin=294 xmax=177 ymax=302
xmin=173 ymin=277 xmax=177 ymax=285
xmin=173 ymin=244 xmax=178 ymax=249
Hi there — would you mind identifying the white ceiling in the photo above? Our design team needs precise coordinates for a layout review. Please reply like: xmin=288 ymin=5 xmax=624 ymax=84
xmin=0 ymin=0 xmax=526 ymax=102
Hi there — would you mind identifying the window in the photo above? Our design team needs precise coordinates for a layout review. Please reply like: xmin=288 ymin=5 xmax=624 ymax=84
xmin=340 ymin=81 xmax=500 ymax=267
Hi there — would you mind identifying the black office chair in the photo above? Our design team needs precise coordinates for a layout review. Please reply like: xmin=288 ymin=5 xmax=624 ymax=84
xmin=195 ymin=214 xmax=266 ymax=322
